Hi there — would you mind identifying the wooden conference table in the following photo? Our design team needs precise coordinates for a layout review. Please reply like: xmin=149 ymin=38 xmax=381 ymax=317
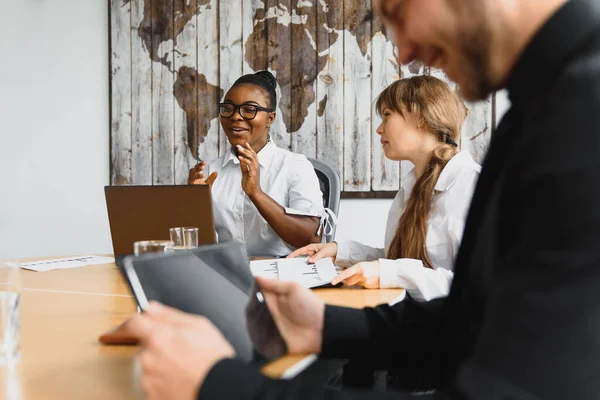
xmin=3 ymin=257 xmax=404 ymax=399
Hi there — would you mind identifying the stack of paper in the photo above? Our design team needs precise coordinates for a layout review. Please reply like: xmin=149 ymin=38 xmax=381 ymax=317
xmin=21 ymin=256 xmax=115 ymax=272
xmin=249 ymin=257 xmax=337 ymax=288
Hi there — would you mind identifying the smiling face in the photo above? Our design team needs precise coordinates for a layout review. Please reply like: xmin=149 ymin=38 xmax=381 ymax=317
xmin=377 ymin=0 xmax=498 ymax=101
xmin=220 ymin=84 xmax=276 ymax=151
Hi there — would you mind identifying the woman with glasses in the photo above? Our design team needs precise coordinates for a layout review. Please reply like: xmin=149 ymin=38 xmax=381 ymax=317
xmin=290 ymin=76 xmax=481 ymax=302
xmin=188 ymin=70 xmax=325 ymax=257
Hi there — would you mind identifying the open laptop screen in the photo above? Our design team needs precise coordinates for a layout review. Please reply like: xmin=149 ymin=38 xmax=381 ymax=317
xmin=104 ymin=185 xmax=217 ymax=262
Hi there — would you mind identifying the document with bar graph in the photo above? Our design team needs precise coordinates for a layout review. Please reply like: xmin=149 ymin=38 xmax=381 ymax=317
xmin=249 ymin=257 xmax=337 ymax=288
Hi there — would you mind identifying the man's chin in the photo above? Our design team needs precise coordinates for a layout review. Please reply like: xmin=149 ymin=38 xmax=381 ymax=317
xmin=460 ymin=78 xmax=495 ymax=102
xmin=448 ymin=67 xmax=495 ymax=102
xmin=455 ymin=43 xmax=496 ymax=101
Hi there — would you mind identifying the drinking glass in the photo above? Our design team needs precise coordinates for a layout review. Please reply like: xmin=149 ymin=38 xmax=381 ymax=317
xmin=0 ymin=261 xmax=20 ymax=366
xmin=169 ymin=227 xmax=199 ymax=250
xmin=133 ymin=240 xmax=175 ymax=256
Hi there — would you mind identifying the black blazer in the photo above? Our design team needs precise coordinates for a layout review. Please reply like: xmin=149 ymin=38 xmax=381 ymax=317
xmin=199 ymin=1 xmax=600 ymax=398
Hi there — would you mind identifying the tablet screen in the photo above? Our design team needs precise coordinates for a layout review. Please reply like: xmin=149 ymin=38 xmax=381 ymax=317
xmin=122 ymin=243 xmax=287 ymax=364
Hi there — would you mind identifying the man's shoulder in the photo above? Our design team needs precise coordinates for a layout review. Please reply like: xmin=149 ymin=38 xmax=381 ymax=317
xmin=526 ymin=32 xmax=600 ymax=131
xmin=557 ymin=30 xmax=600 ymax=92
xmin=518 ymin=40 xmax=600 ymax=181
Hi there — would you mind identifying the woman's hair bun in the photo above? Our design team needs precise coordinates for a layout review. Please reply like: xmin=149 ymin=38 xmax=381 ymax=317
xmin=255 ymin=70 xmax=277 ymax=90
xmin=231 ymin=69 xmax=278 ymax=109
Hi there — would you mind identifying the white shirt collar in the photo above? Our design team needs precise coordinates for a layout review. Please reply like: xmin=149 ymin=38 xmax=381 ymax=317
xmin=222 ymin=137 xmax=276 ymax=169
xmin=434 ymin=151 xmax=477 ymax=192
xmin=402 ymin=151 xmax=477 ymax=202
xmin=222 ymin=148 xmax=237 ymax=167
xmin=208 ymin=141 xmax=325 ymax=257
xmin=256 ymin=139 xmax=276 ymax=169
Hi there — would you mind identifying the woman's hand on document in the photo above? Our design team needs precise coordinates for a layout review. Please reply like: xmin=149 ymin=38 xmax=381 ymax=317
xmin=331 ymin=261 xmax=381 ymax=289
xmin=256 ymin=277 xmax=325 ymax=354
xmin=188 ymin=161 xmax=218 ymax=186
xmin=286 ymin=242 xmax=338 ymax=264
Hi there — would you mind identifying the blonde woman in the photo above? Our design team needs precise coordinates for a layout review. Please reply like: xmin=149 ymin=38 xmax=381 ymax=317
xmin=289 ymin=76 xmax=480 ymax=301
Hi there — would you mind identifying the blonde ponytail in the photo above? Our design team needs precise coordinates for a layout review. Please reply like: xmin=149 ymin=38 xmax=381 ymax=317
xmin=377 ymin=76 xmax=467 ymax=266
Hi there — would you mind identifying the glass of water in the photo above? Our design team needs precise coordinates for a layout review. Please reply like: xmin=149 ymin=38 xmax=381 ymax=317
xmin=169 ymin=227 xmax=199 ymax=250
xmin=0 ymin=261 xmax=20 ymax=366
xmin=133 ymin=240 xmax=175 ymax=256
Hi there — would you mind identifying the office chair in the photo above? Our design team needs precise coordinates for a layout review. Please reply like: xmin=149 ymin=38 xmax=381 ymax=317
xmin=307 ymin=158 xmax=341 ymax=243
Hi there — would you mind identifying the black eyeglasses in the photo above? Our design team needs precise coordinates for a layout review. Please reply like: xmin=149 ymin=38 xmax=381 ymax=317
xmin=218 ymin=103 xmax=273 ymax=120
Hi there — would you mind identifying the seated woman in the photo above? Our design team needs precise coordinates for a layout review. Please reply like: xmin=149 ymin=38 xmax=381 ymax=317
xmin=189 ymin=70 xmax=325 ymax=257
xmin=289 ymin=75 xmax=480 ymax=302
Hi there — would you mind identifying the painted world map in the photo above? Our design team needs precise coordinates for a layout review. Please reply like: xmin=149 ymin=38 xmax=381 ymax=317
xmin=111 ymin=0 xmax=493 ymax=192
xmin=129 ymin=0 xmax=398 ymax=157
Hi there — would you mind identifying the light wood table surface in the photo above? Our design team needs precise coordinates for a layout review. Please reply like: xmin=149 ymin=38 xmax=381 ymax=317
xmin=3 ymin=258 xmax=403 ymax=399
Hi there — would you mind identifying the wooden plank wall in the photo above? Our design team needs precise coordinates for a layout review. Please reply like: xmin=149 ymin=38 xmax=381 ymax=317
xmin=131 ymin=0 xmax=152 ymax=185
xmin=150 ymin=1 xmax=174 ymax=185
xmin=316 ymin=0 xmax=344 ymax=178
xmin=343 ymin=0 xmax=372 ymax=192
xmin=110 ymin=0 xmax=131 ymax=185
xmin=110 ymin=0 xmax=496 ymax=197
xmin=196 ymin=1 xmax=220 ymax=164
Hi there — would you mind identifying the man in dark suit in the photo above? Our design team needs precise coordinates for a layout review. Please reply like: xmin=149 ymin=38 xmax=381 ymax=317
xmin=121 ymin=0 xmax=600 ymax=398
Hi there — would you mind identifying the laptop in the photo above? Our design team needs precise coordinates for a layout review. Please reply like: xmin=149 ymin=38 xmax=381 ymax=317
xmin=104 ymin=185 xmax=217 ymax=266
xmin=121 ymin=243 xmax=288 ymax=365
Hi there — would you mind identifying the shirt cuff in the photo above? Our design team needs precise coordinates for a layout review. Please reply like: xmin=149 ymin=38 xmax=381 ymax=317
xmin=283 ymin=206 xmax=323 ymax=218
xmin=197 ymin=358 xmax=267 ymax=400
xmin=378 ymin=258 xmax=424 ymax=289
xmin=321 ymin=305 xmax=370 ymax=359
xmin=335 ymin=242 xmax=353 ymax=267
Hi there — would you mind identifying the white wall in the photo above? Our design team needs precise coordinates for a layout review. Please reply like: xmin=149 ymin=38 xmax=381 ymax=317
xmin=0 ymin=0 xmax=112 ymax=258
xmin=335 ymin=199 xmax=393 ymax=248
xmin=0 ymin=1 xmax=411 ymax=259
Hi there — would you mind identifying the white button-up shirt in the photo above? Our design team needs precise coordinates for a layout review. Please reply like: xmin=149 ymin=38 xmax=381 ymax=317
xmin=336 ymin=151 xmax=481 ymax=301
xmin=206 ymin=140 xmax=324 ymax=257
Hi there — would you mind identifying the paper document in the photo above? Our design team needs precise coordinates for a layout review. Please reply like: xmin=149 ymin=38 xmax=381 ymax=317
xmin=249 ymin=257 xmax=337 ymax=288
xmin=21 ymin=256 xmax=115 ymax=272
